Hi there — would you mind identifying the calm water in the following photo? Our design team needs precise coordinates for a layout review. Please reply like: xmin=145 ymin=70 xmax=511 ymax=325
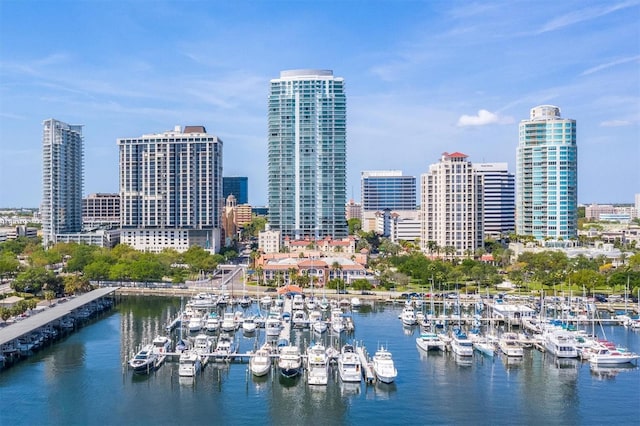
xmin=1 ymin=296 xmax=639 ymax=426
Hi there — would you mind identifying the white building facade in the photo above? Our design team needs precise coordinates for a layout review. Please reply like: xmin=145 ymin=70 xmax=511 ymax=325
xmin=472 ymin=163 xmax=515 ymax=239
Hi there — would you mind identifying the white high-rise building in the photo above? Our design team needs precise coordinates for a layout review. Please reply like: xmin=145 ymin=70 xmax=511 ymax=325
xmin=118 ymin=125 xmax=223 ymax=253
xmin=517 ymin=105 xmax=577 ymax=240
xmin=41 ymin=118 xmax=84 ymax=247
xmin=267 ymin=69 xmax=347 ymax=240
xmin=472 ymin=163 xmax=515 ymax=239
xmin=420 ymin=152 xmax=483 ymax=257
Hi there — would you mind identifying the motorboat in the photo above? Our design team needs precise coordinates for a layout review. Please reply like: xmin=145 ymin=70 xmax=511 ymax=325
xmin=292 ymin=294 xmax=305 ymax=311
xmin=193 ymin=334 xmax=213 ymax=366
xmin=187 ymin=313 xmax=205 ymax=333
xmin=319 ymin=297 xmax=330 ymax=311
xmin=350 ymin=297 xmax=362 ymax=309
xmin=337 ymin=344 xmax=362 ymax=383
xmin=250 ymin=344 xmax=272 ymax=377
xmin=265 ymin=316 xmax=282 ymax=337
xmin=305 ymin=296 xmax=317 ymax=311
xmin=205 ymin=313 xmax=220 ymax=332
xmin=473 ymin=337 xmax=496 ymax=357
xmin=239 ymin=295 xmax=252 ymax=308
xmin=544 ymin=330 xmax=578 ymax=358
xmin=260 ymin=295 xmax=273 ymax=308
xmin=306 ymin=342 xmax=329 ymax=385
xmin=221 ymin=312 xmax=237 ymax=332
xmin=331 ymin=309 xmax=345 ymax=334
xmin=242 ymin=316 xmax=258 ymax=334
xmin=372 ymin=346 xmax=397 ymax=384
xmin=450 ymin=329 xmax=474 ymax=357
xmin=292 ymin=310 xmax=308 ymax=328
xmin=310 ymin=311 xmax=327 ymax=334
xmin=128 ymin=344 xmax=158 ymax=374
xmin=213 ymin=333 xmax=234 ymax=362
xmin=278 ymin=345 xmax=302 ymax=378
xmin=498 ymin=332 xmax=524 ymax=357
xmin=401 ymin=306 xmax=417 ymax=326
xmin=178 ymin=350 xmax=202 ymax=377
xmin=416 ymin=331 xmax=445 ymax=352
xmin=586 ymin=345 xmax=640 ymax=365
xmin=151 ymin=335 xmax=172 ymax=366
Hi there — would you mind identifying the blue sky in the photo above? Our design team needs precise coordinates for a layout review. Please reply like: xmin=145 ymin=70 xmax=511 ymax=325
xmin=1 ymin=0 xmax=639 ymax=208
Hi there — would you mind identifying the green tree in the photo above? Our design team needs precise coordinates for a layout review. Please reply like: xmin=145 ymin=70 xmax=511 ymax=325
xmin=11 ymin=267 xmax=57 ymax=294
xmin=0 ymin=252 xmax=20 ymax=278
xmin=347 ymin=218 xmax=362 ymax=235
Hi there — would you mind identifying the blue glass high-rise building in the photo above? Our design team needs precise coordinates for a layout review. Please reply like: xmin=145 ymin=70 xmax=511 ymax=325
xmin=223 ymin=177 xmax=248 ymax=204
xmin=267 ymin=69 xmax=347 ymax=239
xmin=516 ymin=105 xmax=577 ymax=240
xmin=361 ymin=170 xmax=416 ymax=212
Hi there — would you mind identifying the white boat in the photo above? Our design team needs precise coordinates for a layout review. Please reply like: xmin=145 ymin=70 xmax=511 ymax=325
xmin=331 ymin=309 xmax=345 ymax=334
xmin=306 ymin=342 xmax=329 ymax=385
xmin=292 ymin=310 xmax=308 ymax=328
xmin=242 ymin=316 xmax=257 ymax=334
xmin=221 ymin=312 xmax=236 ymax=332
xmin=214 ymin=333 xmax=234 ymax=361
xmin=450 ymin=330 xmax=474 ymax=357
xmin=587 ymin=345 xmax=640 ymax=365
xmin=187 ymin=314 xmax=205 ymax=333
xmin=305 ymin=297 xmax=317 ymax=311
xmin=401 ymin=306 xmax=417 ymax=326
xmin=292 ymin=294 xmax=305 ymax=310
xmin=338 ymin=344 xmax=362 ymax=383
xmin=350 ymin=297 xmax=362 ymax=309
xmin=151 ymin=335 xmax=172 ymax=366
xmin=239 ymin=294 xmax=252 ymax=308
xmin=372 ymin=346 xmax=397 ymax=384
xmin=498 ymin=332 xmax=524 ymax=357
xmin=416 ymin=332 xmax=445 ymax=352
xmin=473 ymin=338 xmax=496 ymax=357
xmin=310 ymin=311 xmax=327 ymax=334
xmin=279 ymin=345 xmax=302 ymax=378
xmin=193 ymin=334 xmax=213 ymax=365
xmin=319 ymin=297 xmax=330 ymax=311
xmin=128 ymin=344 xmax=158 ymax=374
xmin=544 ymin=330 xmax=578 ymax=358
xmin=265 ymin=316 xmax=282 ymax=337
xmin=260 ymin=295 xmax=273 ymax=308
xmin=205 ymin=313 xmax=220 ymax=332
xmin=178 ymin=350 xmax=202 ymax=377
xmin=250 ymin=344 xmax=272 ymax=377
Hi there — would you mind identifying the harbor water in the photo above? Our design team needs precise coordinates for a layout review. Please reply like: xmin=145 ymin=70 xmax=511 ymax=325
xmin=1 ymin=296 xmax=639 ymax=425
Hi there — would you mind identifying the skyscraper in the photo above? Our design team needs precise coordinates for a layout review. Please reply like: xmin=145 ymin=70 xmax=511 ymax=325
xmin=516 ymin=105 xmax=577 ymax=240
xmin=361 ymin=170 xmax=416 ymax=212
xmin=472 ymin=163 xmax=515 ymax=239
xmin=41 ymin=118 xmax=84 ymax=247
xmin=223 ymin=176 xmax=248 ymax=204
xmin=118 ymin=125 xmax=223 ymax=253
xmin=420 ymin=152 xmax=483 ymax=256
xmin=267 ymin=69 xmax=347 ymax=239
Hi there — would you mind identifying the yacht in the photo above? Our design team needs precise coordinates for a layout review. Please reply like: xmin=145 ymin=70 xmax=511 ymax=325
xmin=193 ymin=334 xmax=213 ymax=366
xmin=306 ymin=342 xmax=329 ymax=385
xmin=260 ymin=295 xmax=273 ymax=309
xmin=178 ymin=350 xmax=202 ymax=377
xmin=498 ymin=332 xmax=524 ymax=357
xmin=586 ymin=345 xmax=640 ymax=365
xmin=331 ymin=309 xmax=345 ymax=334
xmin=372 ymin=346 xmax=397 ymax=384
xmin=221 ymin=312 xmax=237 ymax=332
xmin=473 ymin=337 xmax=496 ymax=357
xmin=292 ymin=294 xmax=305 ymax=311
xmin=401 ymin=306 xmax=417 ymax=326
xmin=350 ymin=297 xmax=362 ymax=309
xmin=151 ymin=335 xmax=172 ymax=366
xmin=187 ymin=313 xmax=205 ymax=333
xmin=416 ymin=331 xmax=445 ymax=352
xmin=319 ymin=297 xmax=330 ymax=311
xmin=205 ymin=313 xmax=220 ymax=332
xmin=278 ymin=345 xmax=302 ymax=378
xmin=450 ymin=330 xmax=474 ymax=357
xmin=544 ymin=330 xmax=578 ymax=358
xmin=128 ymin=344 xmax=158 ymax=374
xmin=305 ymin=296 xmax=317 ymax=311
xmin=309 ymin=311 xmax=327 ymax=334
xmin=239 ymin=294 xmax=252 ymax=308
xmin=250 ymin=344 xmax=272 ymax=377
xmin=213 ymin=333 xmax=234 ymax=362
xmin=242 ymin=316 xmax=257 ymax=334
xmin=337 ymin=344 xmax=362 ymax=383
xmin=265 ymin=316 xmax=282 ymax=337
xmin=292 ymin=310 xmax=308 ymax=328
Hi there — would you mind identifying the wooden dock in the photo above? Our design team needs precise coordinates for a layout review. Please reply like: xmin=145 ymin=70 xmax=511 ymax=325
xmin=356 ymin=344 xmax=376 ymax=384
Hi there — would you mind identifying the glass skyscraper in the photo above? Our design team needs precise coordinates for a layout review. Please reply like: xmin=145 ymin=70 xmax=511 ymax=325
xmin=516 ymin=105 xmax=577 ymax=240
xmin=41 ymin=118 xmax=84 ymax=247
xmin=472 ymin=163 xmax=515 ymax=239
xmin=223 ymin=177 xmax=248 ymax=204
xmin=361 ymin=170 xmax=416 ymax=212
xmin=267 ymin=69 xmax=347 ymax=239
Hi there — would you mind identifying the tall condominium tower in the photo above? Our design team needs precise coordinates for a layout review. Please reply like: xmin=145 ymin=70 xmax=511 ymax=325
xmin=223 ymin=176 xmax=249 ymax=204
xmin=267 ymin=69 xmax=347 ymax=239
xmin=472 ymin=163 xmax=515 ymax=239
xmin=41 ymin=118 xmax=84 ymax=247
xmin=361 ymin=170 xmax=417 ymax=211
xmin=118 ymin=125 xmax=223 ymax=253
xmin=517 ymin=105 xmax=577 ymax=240
xmin=420 ymin=152 xmax=483 ymax=257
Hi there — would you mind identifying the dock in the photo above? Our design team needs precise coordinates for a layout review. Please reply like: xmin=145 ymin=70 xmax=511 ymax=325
xmin=356 ymin=344 xmax=376 ymax=384
xmin=279 ymin=298 xmax=293 ymax=342
xmin=0 ymin=287 xmax=117 ymax=347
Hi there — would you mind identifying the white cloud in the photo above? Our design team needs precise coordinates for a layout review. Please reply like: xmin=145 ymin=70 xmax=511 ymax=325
xmin=457 ymin=109 xmax=513 ymax=127
xmin=535 ymin=1 xmax=638 ymax=34
xmin=600 ymin=120 xmax=631 ymax=127
xmin=581 ymin=55 xmax=640 ymax=76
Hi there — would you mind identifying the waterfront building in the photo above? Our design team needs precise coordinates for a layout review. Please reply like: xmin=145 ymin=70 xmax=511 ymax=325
xmin=420 ymin=152 xmax=483 ymax=257
xmin=223 ymin=177 xmax=248 ymax=205
xmin=256 ymin=253 xmax=367 ymax=286
xmin=118 ymin=125 xmax=223 ymax=253
xmin=361 ymin=170 xmax=416 ymax=212
xmin=584 ymin=203 xmax=637 ymax=222
xmin=516 ymin=105 xmax=577 ymax=240
xmin=83 ymin=193 xmax=120 ymax=229
xmin=258 ymin=229 xmax=281 ymax=254
xmin=472 ymin=163 xmax=515 ymax=239
xmin=267 ymin=69 xmax=347 ymax=240
xmin=41 ymin=118 xmax=84 ymax=247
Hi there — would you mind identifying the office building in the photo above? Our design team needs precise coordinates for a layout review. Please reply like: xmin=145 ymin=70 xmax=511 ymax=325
xmin=223 ymin=176 xmax=248 ymax=205
xmin=118 ymin=125 xmax=223 ymax=253
xmin=83 ymin=193 xmax=120 ymax=229
xmin=345 ymin=199 xmax=362 ymax=221
xmin=41 ymin=118 xmax=84 ymax=247
xmin=517 ymin=105 xmax=577 ymax=240
xmin=420 ymin=152 xmax=483 ymax=257
xmin=472 ymin=163 xmax=515 ymax=239
xmin=267 ymin=69 xmax=347 ymax=240
xmin=361 ymin=170 xmax=416 ymax=211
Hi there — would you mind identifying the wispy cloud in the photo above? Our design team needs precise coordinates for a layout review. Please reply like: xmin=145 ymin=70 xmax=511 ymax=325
xmin=535 ymin=1 xmax=639 ymax=34
xmin=581 ymin=55 xmax=640 ymax=76
xmin=457 ymin=109 xmax=513 ymax=127
xmin=600 ymin=120 xmax=632 ymax=127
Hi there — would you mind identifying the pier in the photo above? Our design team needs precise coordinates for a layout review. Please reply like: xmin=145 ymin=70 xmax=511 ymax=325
xmin=0 ymin=287 xmax=117 ymax=347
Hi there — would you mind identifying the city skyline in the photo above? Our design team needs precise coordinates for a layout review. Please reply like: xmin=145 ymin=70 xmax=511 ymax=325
xmin=1 ymin=1 xmax=639 ymax=207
